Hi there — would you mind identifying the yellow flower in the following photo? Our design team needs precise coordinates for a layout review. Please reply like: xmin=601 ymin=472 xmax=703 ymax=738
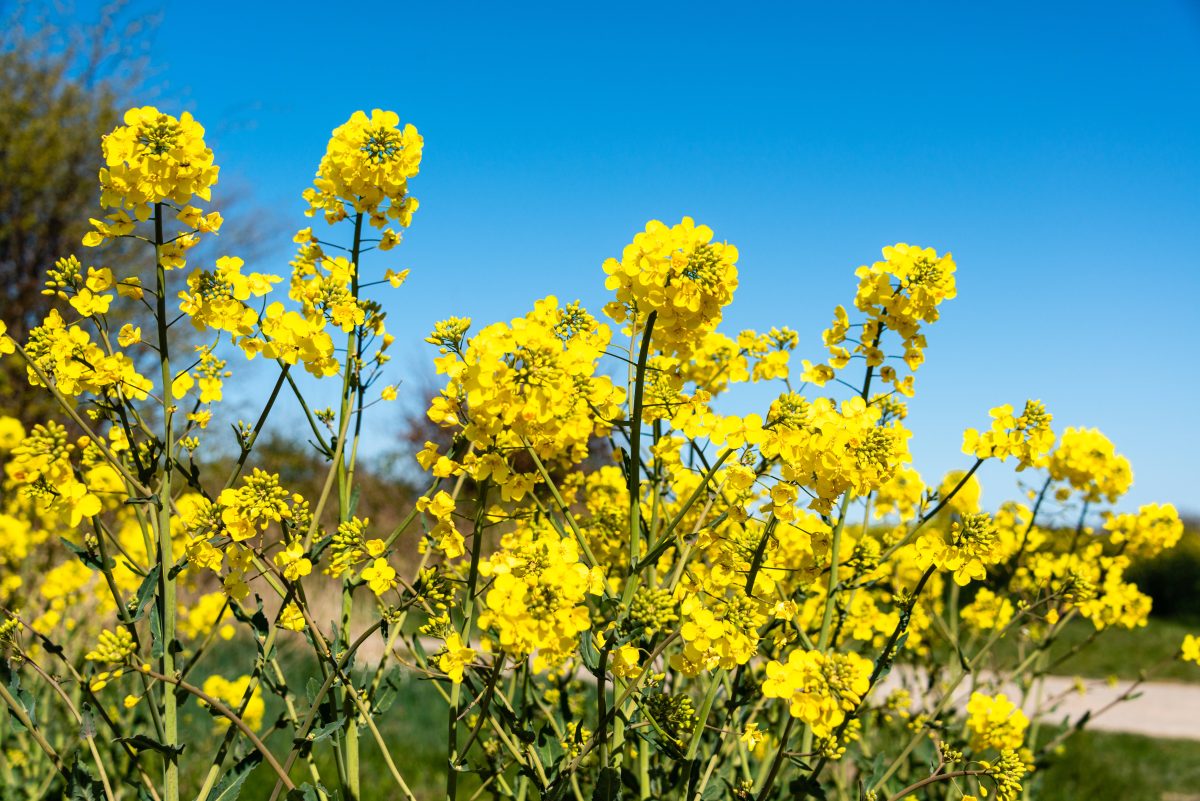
xmin=360 ymin=558 xmax=398 ymax=596
xmin=962 ymin=400 xmax=1054 ymax=470
xmin=273 ymin=539 xmax=312 ymax=582
xmin=117 ymin=324 xmax=141 ymax=347
xmin=0 ymin=416 xmax=24 ymax=451
xmin=438 ymin=632 xmax=476 ymax=683
xmin=1181 ymin=634 xmax=1200 ymax=666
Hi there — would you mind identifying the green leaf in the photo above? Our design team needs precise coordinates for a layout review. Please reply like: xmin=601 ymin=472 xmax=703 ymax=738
xmin=116 ymin=734 xmax=185 ymax=757
xmin=373 ymin=668 xmax=403 ymax=714
xmin=128 ymin=563 xmax=161 ymax=622
xmin=67 ymin=761 xmax=102 ymax=801
xmin=60 ymin=537 xmax=107 ymax=571
xmin=78 ymin=702 xmax=97 ymax=740
xmin=865 ymin=751 xmax=887 ymax=786
xmin=1 ymin=660 xmax=36 ymax=732
xmin=210 ymin=750 xmax=263 ymax=801
xmin=286 ymin=784 xmax=326 ymax=801
xmin=579 ymin=631 xmax=601 ymax=674
xmin=535 ymin=724 xmax=565 ymax=774
xmin=149 ymin=605 xmax=164 ymax=660
xmin=592 ymin=766 xmax=621 ymax=801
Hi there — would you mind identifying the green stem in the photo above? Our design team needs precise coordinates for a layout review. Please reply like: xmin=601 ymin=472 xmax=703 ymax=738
xmin=335 ymin=210 xmax=367 ymax=801
xmin=153 ymin=202 xmax=181 ymax=801
xmin=448 ymin=481 xmax=490 ymax=801
xmin=627 ymin=310 xmax=657 ymax=577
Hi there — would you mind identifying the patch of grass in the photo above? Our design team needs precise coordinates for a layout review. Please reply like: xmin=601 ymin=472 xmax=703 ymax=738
xmin=1038 ymin=616 xmax=1198 ymax=684
xmin=1033 ymin=729 xmax=1200 ymax=801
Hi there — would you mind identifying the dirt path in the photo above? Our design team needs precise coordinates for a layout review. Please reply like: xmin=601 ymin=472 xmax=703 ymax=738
xmin=879 ymin=668 xmax=1200 ymax=741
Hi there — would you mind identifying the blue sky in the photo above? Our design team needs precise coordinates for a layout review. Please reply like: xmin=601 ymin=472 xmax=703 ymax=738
xmin=90 ymin=0 xmax=1200 ymax=514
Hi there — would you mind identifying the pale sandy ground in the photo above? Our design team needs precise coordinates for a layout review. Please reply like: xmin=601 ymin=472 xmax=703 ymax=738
xmin=877 ymin=667 xmax=1200 ymax=741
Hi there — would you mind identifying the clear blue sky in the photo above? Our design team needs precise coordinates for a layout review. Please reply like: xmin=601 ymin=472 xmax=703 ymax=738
xmin=92 ymin=0 xmax=1200 ymax=515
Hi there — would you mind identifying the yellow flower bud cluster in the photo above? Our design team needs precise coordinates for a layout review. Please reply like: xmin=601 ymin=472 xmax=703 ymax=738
xmin=179 ymin=256 xmax=278 ymax=336
xmin=1047 ymin=427 xmax=1133 ymax=502
xmin=3 ymin=421 xmax=107 ymax=528
xmin=426 ymin=297 xmax=624 ymax=502
xmin=603 ymin=217 xmax=738 ymax=358
xmin=327 ymin=517 xmax=386 ymax=579
xmin=476 ymin=521 xmax=605 ymax=672
xmin=85 ymin=626 xmax=136 ymax=664
xmin=762 ymin=649 xmax=871 ymax=738
xmin=960 ymin=588 xmax=1015 ymax=631
xmin=217 ymin=469 xmax=294 ymax=543
xmin=1014 ymin=543 xmax=1151 ymax=630
xmin=979 ymin=750 xmax=1028 ymax=801
xmin=642 ymin=693 xmax=697 ymax=748
xmin=304 ymin=109 xmax=422 ymax=237
xmin=288 ymin=248 xmax=365 ymax=330
xmin=672 ymin=590 xmax=768 ymax=676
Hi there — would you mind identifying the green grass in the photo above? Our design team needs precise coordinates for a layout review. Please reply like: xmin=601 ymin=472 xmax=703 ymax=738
xmin=1033 ymin=729 xmax=1200 ymax=801
xmin=1027 ymin=616 xmax=1199 ymax=684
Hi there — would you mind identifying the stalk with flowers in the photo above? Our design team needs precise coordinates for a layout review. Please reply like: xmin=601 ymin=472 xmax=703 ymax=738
xmin=0 ymin=103 xmax=1196 ymax=801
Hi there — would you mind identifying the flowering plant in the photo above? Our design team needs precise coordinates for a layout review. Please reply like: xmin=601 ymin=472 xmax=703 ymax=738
xmin=0 ymin=105 xmax=1195 ymax=801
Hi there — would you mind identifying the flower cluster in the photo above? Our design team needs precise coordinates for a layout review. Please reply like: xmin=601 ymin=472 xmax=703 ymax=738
xmin=476 ymin=521 xmax=605 ymax=671
xmin=1048 ymin=427 xmax=1133 ymax=502
xmin=916 ymin=513 xmax=1002 ymax=586
xmin=303 ymin=109 xmax=422 ymax=235
xmin=93 ymin=106 xmax=219 ymax=220
xmin=602 ymin=217 xmax=739 ymax=358
xmin=962 ymin=400 xmax=1055 ymax=469
xmin=764 ymin=396 xmax=912 ymax=514
xmin=762 ymin=649 xmax=871 ymax=738
xmin=966 ymin=692 xmax=1029 ymax=751
xmin=425 ymin=297 xmax=624 ymax=502
xmin=23 ymin=309 xmax=152 ymax=401
xmin=1103 ymin=503 xmax=1183 ymax=559
xmin=802 ymin=244 xmax=955 ymax=396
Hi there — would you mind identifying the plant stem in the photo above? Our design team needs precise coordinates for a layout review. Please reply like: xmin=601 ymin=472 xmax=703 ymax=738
xmin=153 ymin=202 xmax=181 ymax=801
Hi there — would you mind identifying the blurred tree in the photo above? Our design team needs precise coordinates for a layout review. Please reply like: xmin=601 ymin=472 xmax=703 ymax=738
xmin=0 ymin=2 xmax=275 ymax=426
xmin=0 ymin=2 xmax=155 ymax=420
